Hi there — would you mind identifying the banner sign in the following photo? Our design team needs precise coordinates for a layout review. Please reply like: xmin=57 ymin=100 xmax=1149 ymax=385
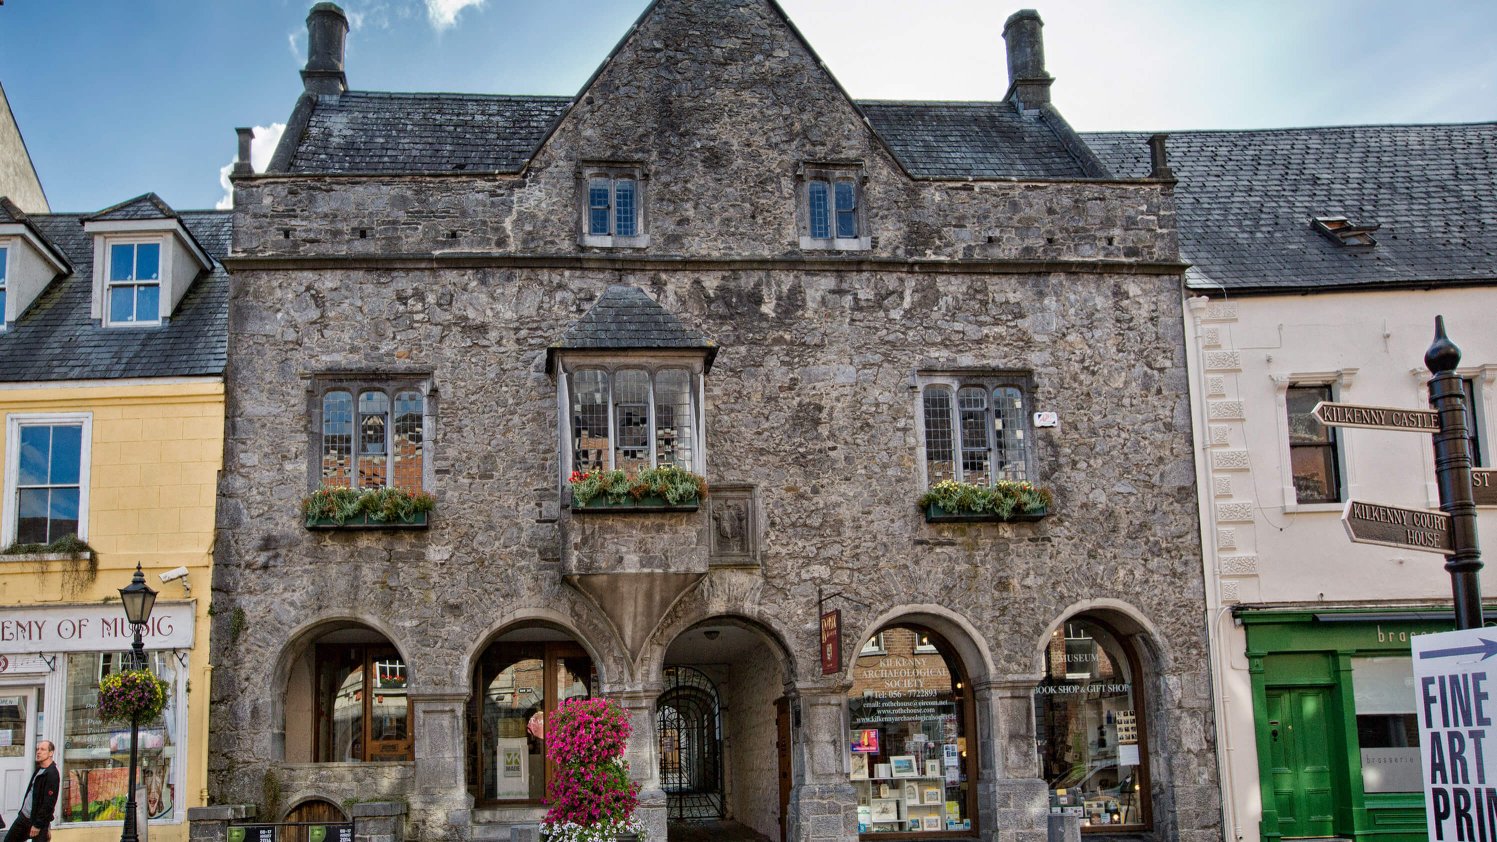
xmin=1412 ymin=629 xmax=1497 ymax=840
xmin=0 ymin=602 xmax=194 ymax=655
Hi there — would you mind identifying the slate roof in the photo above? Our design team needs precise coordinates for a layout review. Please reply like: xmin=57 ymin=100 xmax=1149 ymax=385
xmin=273 ymin=91 xmax=1102 ymax=179
xmin=1083 ymin=124 xmax=1497 ymax=293
xmin=286 ymin=91 xmax=572 ymax=174
xmin=548 ymin=285 xmax=717 ymax=372
xmin=84 ymin=192 xmax=178 ymax=221
xmin=0 ymin=209 xmax=229 ymax=382
xmin=858 ymin=101 xmax=1099 ymax=179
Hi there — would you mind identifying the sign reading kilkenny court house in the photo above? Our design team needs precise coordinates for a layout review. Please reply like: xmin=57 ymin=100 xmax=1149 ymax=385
xmin=1412 ymin=628 xmax=1497 ymax=841
xmin=1343 ymin=500 xmax=1453 ymax=554
xmin=1313 ymin=401 xmax=1441 ymax=433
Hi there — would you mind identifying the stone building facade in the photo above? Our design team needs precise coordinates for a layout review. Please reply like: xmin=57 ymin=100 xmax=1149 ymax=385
xmin=211 ymin=2 xmax=1219 ymax=841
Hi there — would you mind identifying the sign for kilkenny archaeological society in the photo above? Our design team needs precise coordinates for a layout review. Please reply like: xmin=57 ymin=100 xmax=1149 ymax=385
xmin=1413 ymin=629 xmax=1497 ymax=840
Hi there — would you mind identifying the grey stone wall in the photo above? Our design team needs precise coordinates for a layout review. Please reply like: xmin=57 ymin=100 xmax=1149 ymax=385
xmin=213 ymin=0 xmax=1215 ymax=840
xmin=725 ymin=657 xmax=783 ymax=838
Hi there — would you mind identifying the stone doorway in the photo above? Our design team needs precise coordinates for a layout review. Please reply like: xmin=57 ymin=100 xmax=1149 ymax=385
xmin=661 ymin=620 xmax=791 ymax=842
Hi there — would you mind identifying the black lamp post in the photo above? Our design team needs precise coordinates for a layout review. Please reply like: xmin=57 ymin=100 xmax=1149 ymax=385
xmin=118 ymin=563 xmax=157 ymax=842
xmin=1425 ymin=316 xmax=1485 ymax=629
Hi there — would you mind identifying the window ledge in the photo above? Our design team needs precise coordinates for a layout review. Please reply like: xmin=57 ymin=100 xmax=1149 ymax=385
xmin=0 ymin=550 xmax=94 ymax=564
xmin=923 ymin=503 xmax=1049 ymax=524
xmin=1283 ymin=501 xmax=1344 ymax=515
xmin=581 ymin=234 xmax=651 ymax=249
xmin=800 ymin=235 xmax=871 ymax=251
xmin=305 ymin=512 xmax=430 ymax=529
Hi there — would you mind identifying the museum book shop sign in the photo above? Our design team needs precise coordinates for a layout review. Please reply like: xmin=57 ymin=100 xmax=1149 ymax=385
xmin=0 ymin=602 xmax=194 ymax=654
xmin=1412 ymin=628 xmax=1497 ymax=840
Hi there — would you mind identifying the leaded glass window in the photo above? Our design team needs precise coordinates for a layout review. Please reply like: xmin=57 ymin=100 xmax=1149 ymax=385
xmin=316 ymin=382 xmax=427 ymax=492
xmin=920 ymin=375 xmax=1034 ymax=487
xmin=581 ymin=168 xmax=645 ymax=244
xmin=568 ymin=366 xmax=700 ymax=474
xmin=802 ymin=166 xmax=866 ymax=248
xmin=809 ymin=181 xmax=831 ymax=240
xmin=834 ymin=180 xmax=857 ymax=239
xmin=106 ymin=241 xmax=161 ymax=325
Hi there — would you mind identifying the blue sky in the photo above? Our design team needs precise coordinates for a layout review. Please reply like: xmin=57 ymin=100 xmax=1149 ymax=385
xmin=2 ymin=0 xmax=1495 ymax=213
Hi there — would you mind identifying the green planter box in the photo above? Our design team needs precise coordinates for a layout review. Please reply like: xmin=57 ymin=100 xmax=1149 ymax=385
xmin=305 ymin=511 xmax=430 ymax=529
xmin=573 ymin=493 xmax=699 ymax=513
xmin=923 ymin=502 xmax=1048 ymax=523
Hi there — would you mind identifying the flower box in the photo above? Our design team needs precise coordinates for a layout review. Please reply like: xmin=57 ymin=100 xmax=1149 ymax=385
xmin=305 ymin=511 xmax=430 ymax=529
xmin=923 ymin=502 xmax=1049 ymax=524
xmin=572 ymin=494 xmax=699 ymax=514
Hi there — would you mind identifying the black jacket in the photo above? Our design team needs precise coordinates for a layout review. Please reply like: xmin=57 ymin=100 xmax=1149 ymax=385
xmin=24 ymin=764 xmax=59 ymax=830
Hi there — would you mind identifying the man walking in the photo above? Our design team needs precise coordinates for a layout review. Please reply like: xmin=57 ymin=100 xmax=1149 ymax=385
xmin=6 ymin=741 xmax=58 ymax=841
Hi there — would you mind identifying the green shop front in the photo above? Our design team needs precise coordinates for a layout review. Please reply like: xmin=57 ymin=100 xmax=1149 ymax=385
xmin=1241 ymin=607 xmax=1488 ymax=842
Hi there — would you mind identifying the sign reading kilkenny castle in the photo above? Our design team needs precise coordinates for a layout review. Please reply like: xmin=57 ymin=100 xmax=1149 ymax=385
xmin=1343 ymin=501 xmax=1453 ymax=554
xmin=1313 ymin=401 xmax=1441 ymax=433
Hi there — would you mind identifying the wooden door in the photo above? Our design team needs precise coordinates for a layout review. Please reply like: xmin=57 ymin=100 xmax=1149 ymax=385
xmin=775 ymin=698 xmax=792 ymax=842
xmin=1266 ymin=687 xmax=1335 ymax=838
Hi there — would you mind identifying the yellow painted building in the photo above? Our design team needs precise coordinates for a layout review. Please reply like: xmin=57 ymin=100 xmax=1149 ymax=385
xmin=0 ymin=196 xmax=229 ymax=841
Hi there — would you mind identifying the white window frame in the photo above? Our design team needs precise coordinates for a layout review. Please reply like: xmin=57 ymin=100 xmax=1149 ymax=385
xmin=556 ymin=355 xmax=706 ymax=482
xmin=915 ymin=371 xmax=1036 ymax=488
xmin=798 ymin=162 xmax=870 ymax=251
xmin=578 ymin=164 xmax=650 ymax=249
xmin=1273 ymin=370 xmax=1354 ymax=512
xmin=104 ymin=238 xmax=164 ymax=327
xmin=3 ymin=412 xmax=93 ymax=546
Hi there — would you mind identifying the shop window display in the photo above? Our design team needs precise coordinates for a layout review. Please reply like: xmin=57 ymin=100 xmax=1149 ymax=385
xmin=314 ymin=645 xmax=410 ymax=762
xmin=847 ymin=626 xmax=974 ymax=837
xmin=469 ymin=638 xmax=594 ymax=803
xmin=1034 ymin=619 xmax=1149 ymax=830
xmin=61 ymin=651 xmax=180 ymax=824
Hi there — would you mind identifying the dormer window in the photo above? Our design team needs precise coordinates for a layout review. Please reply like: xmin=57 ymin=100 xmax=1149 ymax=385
xmin=107 ymin=241 xmax=162 ymax=326
xmin=0 ymin=197 xmax=72 ymax=328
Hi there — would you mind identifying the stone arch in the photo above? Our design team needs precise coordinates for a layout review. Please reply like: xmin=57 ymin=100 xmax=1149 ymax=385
xmin=845 ymin=603 xmax=996 ymax=688
xmin=1030 ymin=597 xmax=1171 ymax=676
xmin=279 ymin=796 xmax=349 ymax=842
xmin=462 ymin=605 xmax=622 ymax=687
xmin=641 ymin=610 xmax=797 ymax=689
xmin=271 ymin=614 xmax=414 ymax=763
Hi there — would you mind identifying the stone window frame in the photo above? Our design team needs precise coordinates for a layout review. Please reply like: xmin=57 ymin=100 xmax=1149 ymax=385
xmin=1273 ymin=370 xmax=1353 ymax=512
xmin=577 ymin=162 xmax=650 ymax=249
xmin=914 ymin=369 xmax=1037 ymax=489
xmin=555 ymin=352 xmax=707 ymax=484
xmin=797 ymin=161 xmax=870 ymax=251
xmin=304 ymin=371 xmax=437 ymax=493
xmin=2 ymin=411 xmax=93 ymax=546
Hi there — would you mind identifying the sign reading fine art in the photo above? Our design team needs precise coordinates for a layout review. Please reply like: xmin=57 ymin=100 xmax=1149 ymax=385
xmin=1412 ymin=629 xmax=1497 ymax=841
xmin=0 ymin=602 xmax=194 ymax=655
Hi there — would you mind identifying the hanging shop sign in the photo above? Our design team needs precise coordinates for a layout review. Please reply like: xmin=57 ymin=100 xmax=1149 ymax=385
xmin=0 ymin=602 xmax=194 ymax=655
xmin=1342 ymin=500 xmax=1453 ymax=554
xmin=821 ymin=609 xmax=841 ymax=676
xmin=1412 ymin=628 xmax=1497 ymax=841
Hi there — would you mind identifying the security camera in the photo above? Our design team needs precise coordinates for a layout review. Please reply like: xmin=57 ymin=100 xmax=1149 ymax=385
xmin=159 ymin=566 xmax=190 ymax=583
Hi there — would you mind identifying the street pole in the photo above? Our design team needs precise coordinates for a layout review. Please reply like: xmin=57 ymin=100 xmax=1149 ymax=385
xmin=1424 ymin=315 xmax=1485 ymax=629
xmin=120 ymin=621 xmax=144 ymax=842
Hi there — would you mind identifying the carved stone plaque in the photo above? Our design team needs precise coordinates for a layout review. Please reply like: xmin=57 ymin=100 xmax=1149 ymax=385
xmin=708 ymin=483 xmax=758 ymax=566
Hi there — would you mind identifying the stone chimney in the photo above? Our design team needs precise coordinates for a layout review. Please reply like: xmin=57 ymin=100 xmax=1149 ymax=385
xmin=301 ymin=2 xmax=348 ymax=95
xmin=1002 ymin=9 xmax=1053 ymax=109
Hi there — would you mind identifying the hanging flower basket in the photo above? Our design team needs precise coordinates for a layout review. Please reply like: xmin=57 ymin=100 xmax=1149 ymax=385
xmin=97 ymin=669 xmax=169 ymax=724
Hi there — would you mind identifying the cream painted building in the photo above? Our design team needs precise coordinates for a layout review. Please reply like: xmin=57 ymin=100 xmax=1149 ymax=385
xmin=0 ymin=193 xmax=228 ymax=841
xmin=1088 ymin=124 xmax=1497 ymax=842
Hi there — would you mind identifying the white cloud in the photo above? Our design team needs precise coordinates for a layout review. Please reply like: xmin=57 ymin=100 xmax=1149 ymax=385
xmin=425 ymin=0 xmax=485 ymax=31
xmin=286 ymin=30 xmax=305 ymax=65
xmin=216 ymin=123 xmax=287 ymax=210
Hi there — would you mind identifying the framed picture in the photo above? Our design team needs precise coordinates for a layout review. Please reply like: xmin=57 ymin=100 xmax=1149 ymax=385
xmin=902 ymin=783 xmax=920 ymax=803
xmin=874 ymin=763 xmax=892 ymax=780
xmin=925 ymin=760 xmax=941 ymax=777
xmin=890 ymin=755 xmax=918 ymax=777
xmin=850 ymin=753 xmax=869 ymax=780
xmin=908 ymin=821 xmax=921 ymax=832
xmin=852 ymin=728 xmax=880 ymax=754
xmin=880 ymin=783 xmax=893 ymax=799
xmin=870 ymin=799 xmax=899 ymax=823
xmin=921 ymin=816 xmax=942 ymax=831
xmin=923 ymin=787 xmax=943 ymax=805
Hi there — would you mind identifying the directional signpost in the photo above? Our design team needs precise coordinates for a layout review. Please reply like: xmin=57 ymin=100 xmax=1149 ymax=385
xmin=1312 ymin=401 xmax=1440 ymax=433
xmin=1342 ymin=501 xmax=1453 ymax=554
xmin=1476 ymin=469 xmax=1497 ymax=507
xmin=1412 ymin=628 xmax=1497 ymax=841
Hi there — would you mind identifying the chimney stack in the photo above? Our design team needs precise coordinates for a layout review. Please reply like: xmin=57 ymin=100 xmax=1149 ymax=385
xmin=1148 ymin=134 xmax=1175 ymax=180
xmin=233 ymin=128 xmax=255 ymax=176
xmin=301 ymin=2 xmax=348 ymax=95
xmin=1002 ymin=10 xmax=1052 ymax=109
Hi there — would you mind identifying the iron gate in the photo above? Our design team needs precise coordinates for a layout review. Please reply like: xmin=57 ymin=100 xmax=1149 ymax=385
xmin=657 ymin=665 xmax=723 ymax=821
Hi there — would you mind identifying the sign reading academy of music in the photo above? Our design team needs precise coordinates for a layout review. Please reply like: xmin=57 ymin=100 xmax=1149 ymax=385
xmin=0 ymin=602 xmax=195 ymax=654
xmin=1412 ymin=628 xmax=1497 ymax=840
xmin=1343 ymin=501 xmax=1454 ymax=554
